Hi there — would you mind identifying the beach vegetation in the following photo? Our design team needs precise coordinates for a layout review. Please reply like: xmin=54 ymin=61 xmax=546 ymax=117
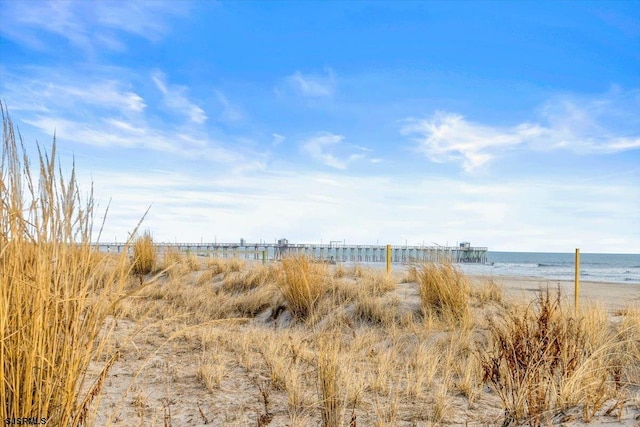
xmin=132 ymin=230 xmax=156 ymax=275
xmin=478 ymin=287 xmax=633 ymax=425
xmin=1 ymin=107 xmax=134 ymax=426
xmin=417 ymin=261 xmax=471 ymax=327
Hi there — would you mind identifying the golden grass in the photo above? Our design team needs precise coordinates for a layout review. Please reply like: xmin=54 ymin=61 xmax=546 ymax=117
xmin=1 ymin=106 xmax=133 ymax=425
xmin=208 ymin=256 xmax=245 ymax=275
xmin=316 ymin=333 xmax=345 ymax=427
xmin=221 ymin=263 xmax=278 ymax=294
xmin=417 ymin=262 xmax=471 ymax=327
xmin=132 ymin=230 xmax=156 ymax=275
xmin=197 ymin=354 xmax=225 ymax=392
xmin=472 ymin=278 xmax=504 ymax=306
xmin=360 ymin=269 xmax=396 ymax=296
xmin=478 ymin=287 xmax=630 ymax=425
xmin=277 ymin=255 xmax=329 ymax=320
xmin=354 ymin=295 xmax=401 ymax=328
xmin=159 ymin=247 xmax=191 ymax=278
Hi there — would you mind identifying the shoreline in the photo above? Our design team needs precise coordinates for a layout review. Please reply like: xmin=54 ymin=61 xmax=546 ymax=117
xmin=468 ymin=273 xmax=640 ymax=311
xmin=340 ymin=260 xmax=640 ymax=286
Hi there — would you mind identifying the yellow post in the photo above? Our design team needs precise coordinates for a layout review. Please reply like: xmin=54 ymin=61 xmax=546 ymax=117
xmin=386 ymin=244 xmax=392 ymax=274
xmin=574 ymin=248 xmax=580 ymax=313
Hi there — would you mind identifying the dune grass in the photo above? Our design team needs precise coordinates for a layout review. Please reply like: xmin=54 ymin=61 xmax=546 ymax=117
xmin=478 ymin=287 xmax=630 ymax=425
xmin=316 ymin=333 xmax=346 ymax=427
xmin=277 ymin=255 xmax=329 ymax=320
xmin=417 ymin=262 xmax=471 ymax=327
xmin=1 ymin=106 xmax=133 ymax=425
xmin=132 ymin=230 xmax=157 ymax=275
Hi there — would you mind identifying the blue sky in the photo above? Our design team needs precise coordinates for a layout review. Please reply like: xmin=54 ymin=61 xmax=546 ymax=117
xmin=1 ymin=0 xmax=639 ymax=253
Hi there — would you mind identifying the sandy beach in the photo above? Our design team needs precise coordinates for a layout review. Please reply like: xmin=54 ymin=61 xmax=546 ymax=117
xmin=471 ymin=275 xmax=640 ymax=312
xmin=86 ymin=260 xmax=640 ymax=427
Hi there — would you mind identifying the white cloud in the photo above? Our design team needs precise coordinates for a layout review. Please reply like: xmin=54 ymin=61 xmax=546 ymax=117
xmin=402 ymin=112 xmax=541 ymax=171
xmin=403 ymin=90 xmax=640 ymax=171
xmin=95 ymin=1 xmax=188 ymax=41
xmin=272 ymin=133 xmax=285 ymax=145
xmin=287 ymin=69 xmax=335 ymax=97
xmin=535 ymin=90 xmax=640 ymax=153
xmin=152 ymin=71 xmax=207 ymax=124
xmin=214 ymin=90 xmax=244 ymax=123
xmin=63 ymin=80 xmax=146 ymax=112
xmin=0 ymin=66 xmax=270 ymax=175
xmin=2 ymin=71 xmax=146 ymax=114
xmin=0 ymin=0 xmax=188 ymax=53
xmin=2 ymin=1 xmax=87 ymax=50
xmin=302 ymin=133 xmax=364 ymax=169
xmin=23 ymin=115 xmax=248 ymax=165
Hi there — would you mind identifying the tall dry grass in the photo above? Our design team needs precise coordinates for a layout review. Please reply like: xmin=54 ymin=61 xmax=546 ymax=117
xmin=277 ymin=255 xmax=329 ymax=320
xmin=316 ymin=334 xmax=345 ymax=427
xmin=1 ymin=106 xmax=132 ymax=425
xmin=478 ymin=287 xmax=625 ymax=425
xmin=417 ymin=262 xmax=471 ymax=326
xmin=132 ymin=230 xmax=156 ymax=275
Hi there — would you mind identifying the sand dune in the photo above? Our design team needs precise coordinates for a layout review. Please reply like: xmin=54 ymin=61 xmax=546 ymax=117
xmin=89 ymin=260 xmax=640 ymax=426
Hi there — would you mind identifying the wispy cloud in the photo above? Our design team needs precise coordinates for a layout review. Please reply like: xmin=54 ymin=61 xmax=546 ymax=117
xmin=214 ymin=90 xmax=244 ymax=123
xmin=302 ymin=133 xmax=365 ymax=169
xmin=535 ymin=89 xmax=640 ymax=153
xmin=0 ymin=0 xmax=188 ymax=53
xmin=95 ymin=1 xmax=189 ymax=41
xmin=1 ymin=67 xmax=262 ymax=167
xmin=1 ymin=70 xmax=145 ymax=115
xmin=272 ymin=133 xmax=285 ymax=146
xmin=22 ymin=115 xmax=246 ymax=165
xmin=287 ymin=68 xmax=335 ymax=97
xmin=402 ymin=112 xmax=540 ymax=172
xmin=402 ymin=90 xmax=640 ymax=172
xmin=152 ymin=71 xmax=207 ymax=124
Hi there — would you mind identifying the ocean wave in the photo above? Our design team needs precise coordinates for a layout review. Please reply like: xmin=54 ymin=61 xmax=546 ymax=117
xmin=493 ymin=262 xmax=538 ymax=268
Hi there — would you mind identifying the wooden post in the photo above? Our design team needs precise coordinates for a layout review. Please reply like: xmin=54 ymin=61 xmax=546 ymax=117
xmin=262 ymin=250 xmax=266 ymax=265
xmin=386 ymin=244 xmax=392 ymax=274
xmin=575 ymin=248 xmax=580 ymax=313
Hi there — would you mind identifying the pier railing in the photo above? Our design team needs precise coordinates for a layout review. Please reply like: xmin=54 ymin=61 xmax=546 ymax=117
xmin=94 ymin=242 xmax=488 ymax=264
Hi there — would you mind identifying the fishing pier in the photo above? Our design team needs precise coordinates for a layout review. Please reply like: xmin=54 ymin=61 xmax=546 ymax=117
xmin=97 ymin=239 xmax=488 ymax=264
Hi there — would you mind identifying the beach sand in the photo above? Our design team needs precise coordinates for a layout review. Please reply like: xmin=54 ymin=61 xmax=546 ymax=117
xmin=90 ymin=264 xmax=640 ymax=426
xmin=474 ymin=274 xmax=640 ymax=312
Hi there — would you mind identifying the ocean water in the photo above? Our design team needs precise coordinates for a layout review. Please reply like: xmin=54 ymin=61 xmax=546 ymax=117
xmin=456 ymin=252 xmax=640 ymax=284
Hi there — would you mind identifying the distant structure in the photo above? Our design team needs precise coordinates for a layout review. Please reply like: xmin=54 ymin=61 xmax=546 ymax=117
xmin=96 ymin=238 xmax=488 ymax=264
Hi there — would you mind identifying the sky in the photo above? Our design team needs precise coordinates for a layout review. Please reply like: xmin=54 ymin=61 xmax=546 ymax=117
xmin=1 ymin=0 xmax=639 ymax=253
